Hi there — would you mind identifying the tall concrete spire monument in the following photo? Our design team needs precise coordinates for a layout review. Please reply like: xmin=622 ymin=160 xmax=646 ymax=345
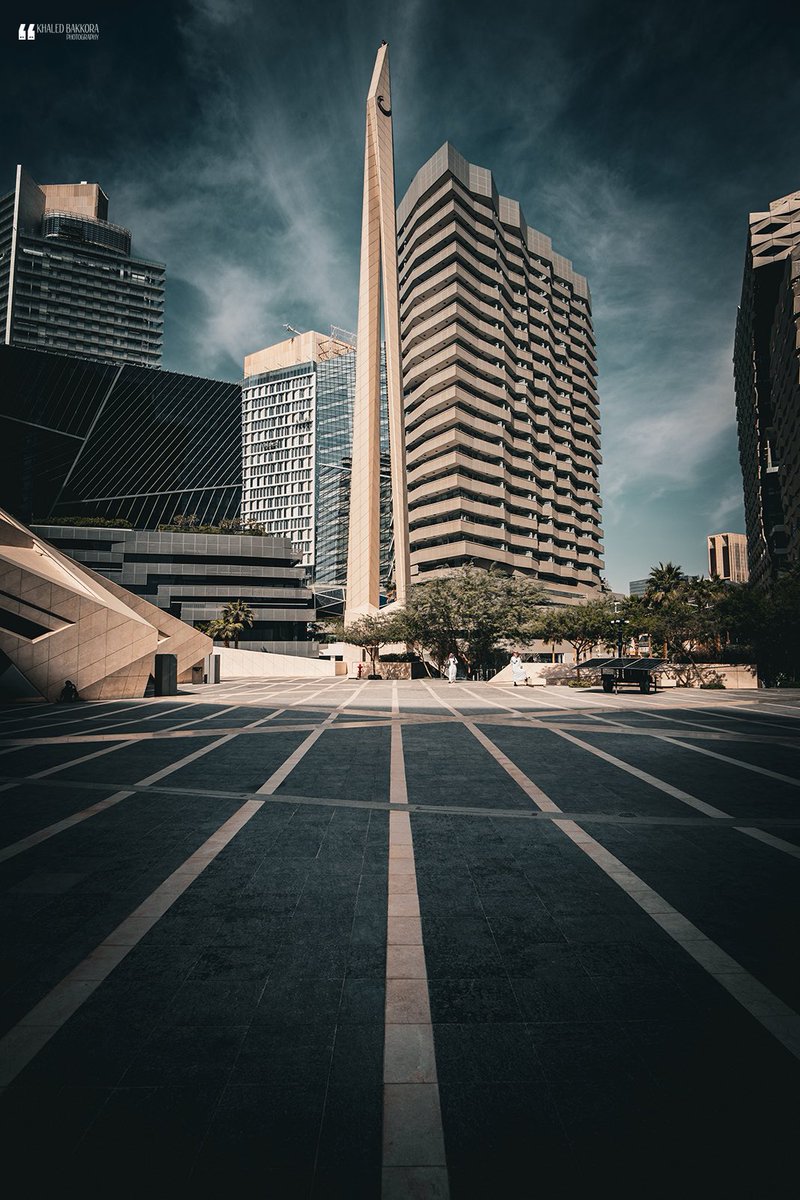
xmin=345 ymin=42 xmax=410 ymax=622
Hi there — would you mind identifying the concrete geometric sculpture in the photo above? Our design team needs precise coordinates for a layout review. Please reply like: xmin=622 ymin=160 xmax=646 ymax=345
xmin=345 ymin=42 xmax=411 ymax=621
xmin=0 ymin=508 xmax=210 ymax=701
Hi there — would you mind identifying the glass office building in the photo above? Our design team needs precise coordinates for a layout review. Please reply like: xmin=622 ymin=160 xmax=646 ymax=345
xmin=0 ymin=165 xmax=164 ymax=367
xmin=242 ymin=331 xmax=392 ymax=590
xmin=0 ymin=344 xmax=242 ymax=527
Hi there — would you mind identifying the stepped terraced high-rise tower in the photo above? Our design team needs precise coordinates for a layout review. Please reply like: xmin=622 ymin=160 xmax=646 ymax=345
xmin=397 ymin=144 xmax=604 ymax=602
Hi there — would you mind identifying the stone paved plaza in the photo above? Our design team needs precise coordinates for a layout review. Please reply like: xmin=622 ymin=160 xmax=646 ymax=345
xmin=0 ymin=677 xmax=798 ymax=1196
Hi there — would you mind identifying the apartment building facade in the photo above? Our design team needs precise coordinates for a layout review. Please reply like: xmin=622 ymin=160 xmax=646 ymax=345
xmin=734 ymin=189 xmax=800 ymax=584
xmin=0 ymin=165 xmax=164 ymax=366
xmin=707 ymin=532 xmax=749 ymax=583
xmin=396 ymin=143 xmax=604 ymax=602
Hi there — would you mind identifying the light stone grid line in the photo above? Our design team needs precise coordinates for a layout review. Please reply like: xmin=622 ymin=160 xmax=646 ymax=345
xmin=423 ymin=683 xmax=800 ymax=1060
xmin=0 ymin=694 xmax=232 ymax=794
xmin=513 ymin=688 xmax=800 ymax=858
xmin=532 ymin=683 xmax=800 ymax=736
xmin=0 ymin=798 xmax=264 ymax=1087
xmin=382 ymin=682 xmax=449 ymax=1199
xmin=0 ymin=701 xmax=302 ymax=862
xmin=0 ymin=789 xmax=135 ymax=864
xmin=256 ymin=684 xmax=368 ymax=794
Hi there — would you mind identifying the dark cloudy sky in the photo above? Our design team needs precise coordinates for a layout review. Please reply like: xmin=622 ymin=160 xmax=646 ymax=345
xmin=2 ymin=0 xmax=799 ymax=590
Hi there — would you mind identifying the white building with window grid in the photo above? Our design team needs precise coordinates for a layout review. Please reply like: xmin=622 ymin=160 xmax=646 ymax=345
xmin=242 ymin=330 xmax=392 ymax=587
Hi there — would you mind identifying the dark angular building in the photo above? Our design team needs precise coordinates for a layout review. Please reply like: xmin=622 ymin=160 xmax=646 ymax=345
xmin=0 ymin=166 xmax=164 ymax=366
xmin=0 ymin=344 xmax=242 ymax=528
xmin=31 ymin=525 xmax=316 ymax=654
xmin=734 ymin=189 xmax=800 ymax=584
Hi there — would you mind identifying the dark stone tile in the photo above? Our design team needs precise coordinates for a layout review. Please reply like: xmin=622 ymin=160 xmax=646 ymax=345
xmin=339 ymin=977 xmax=385 ymax=1023
xmin=159 ymin=979 xmax=263 ymax=1026
xmin=433 ymin=1022 xmax=543 ymax=1083
xmin=122 ymin=1024 xmax=247 ymax=1085
xmin=312 ymin=1084 xmax=383 ymax=1198
xmin=440 ymin=1081 xmax=567 ymax=1188
xmin=196 ymin=1083 xmax=326 ymax=1171
xmin=577 ymin=941 xmax=668 ymax=977
xmin=73 ymin=1084 xmax=222 ymax=1183
xmin=510 ymin=971 xmax=610 ymax=1023
xmin=14 ymin=1014 xmax=149 ymax=1086
xmin=186 ymin=944 xmax=279 ymax=981
xmin=0 ymin=1084 xmax=110 ymax=1174
xmin=428 ymin=979 xmax=522 ymax=1023
xmin=231 ymin=1022 xmax=336 ymax=1087
xmin=327 ymin=1022 xmax=384 ymax=1090
xmin=254 ymin=978 xmax=343 ymax=1025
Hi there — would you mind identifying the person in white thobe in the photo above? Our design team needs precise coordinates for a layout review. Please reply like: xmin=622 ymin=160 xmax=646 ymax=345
xmin=447 ymin=654 xmax=458 ymax=683
xmin=510 ymin=653 xmax=529 ymax=686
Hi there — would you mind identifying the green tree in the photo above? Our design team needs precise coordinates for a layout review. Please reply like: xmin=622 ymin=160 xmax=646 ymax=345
xmin=392 ymin=578 xmax=458 ymax=673
xmin=393 ymin=566 xmax=544 ymax=677
xmin=717 ymin=567 xmax=800 ymax=685
xmin=202 ymin=616 xmax=237 ymax=648
xmin=531 ymin=598 xmax=618 ymax=680
xmin=645 ymin=561 xmax=686 ymax=604
xmin=644 ymin=562 xmax=687 ymax=656
xmin=327 ymin=612 xmax=401 ymax=676
xmin=203 ymin=600 xmax=255 ymax=650
xmin=221 ymin=599 xmax=255 ymax=649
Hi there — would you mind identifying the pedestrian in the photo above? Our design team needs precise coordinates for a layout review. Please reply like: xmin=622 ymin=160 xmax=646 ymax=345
xmin=446 ymin=653 xmax=458 ymax=683
xmin=57 ymin=679 xmax=81 ymax=703
xmin=509 ymin=652 xmax=530 ymax=687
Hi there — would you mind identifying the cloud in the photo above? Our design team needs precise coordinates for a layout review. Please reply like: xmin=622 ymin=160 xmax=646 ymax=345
xmin=704 ymin=485 xmax=746 ymax=531
xmin=106 ymin=0 xmax=433 ymax=378
xmin=523 ymin=155 xmax=741 ymax=526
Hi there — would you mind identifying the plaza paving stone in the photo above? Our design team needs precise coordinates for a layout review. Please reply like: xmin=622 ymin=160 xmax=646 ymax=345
xmin=0 ymin=679 xmax=798 ymax=1195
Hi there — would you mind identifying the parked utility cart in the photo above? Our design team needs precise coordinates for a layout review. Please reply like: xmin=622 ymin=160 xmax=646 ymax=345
xmin=579 ymin=656 xmax=667 ymax=694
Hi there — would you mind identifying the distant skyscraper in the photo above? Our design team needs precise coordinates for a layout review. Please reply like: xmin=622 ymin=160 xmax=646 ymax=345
xmin=0 ymin=165 xmax=164 ymax=366
xmin=629 ymin=579 xmax=649 ymax=597
xmin=734 ymin=189 xmax=800 ymax=584
xmin=707 ymin=532 xmax=749 ymax=583
xmin=242 ymin=330 xmax=392 ymax=589
xmin=396 ymin=143 xmax=604 ymax=602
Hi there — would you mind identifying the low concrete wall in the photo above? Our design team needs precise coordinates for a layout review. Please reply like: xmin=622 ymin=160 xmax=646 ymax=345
xmin=217 ymin=647 xmax=346 ymax=679
xmin=489 ymin=662 xmax=560 ymax=686
xmin=345 ymin=662 xmax=431 ymax=680
xmin=488 ymin=661 xmax=759 ymax=689
xmin=661 ymin=664 xmax=758 ymax=689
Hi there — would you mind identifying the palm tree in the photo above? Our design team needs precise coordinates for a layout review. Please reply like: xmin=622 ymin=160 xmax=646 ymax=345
xmin=203 ymin=617 xmax=236 ymax=648
xmin=645 ymin=563 xmax=685 ymax=658
xmin=645 ymin=562 xmax=685 ymax=605
xmin=221 ymin=599 xmax=255 ymax=650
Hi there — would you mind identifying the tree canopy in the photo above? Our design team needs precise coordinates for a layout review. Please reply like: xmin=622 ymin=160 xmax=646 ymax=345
xmin=392 ymin=566 xmax=545 ymax=673
xmin=203 ymin=599 xmax=255 ymax=649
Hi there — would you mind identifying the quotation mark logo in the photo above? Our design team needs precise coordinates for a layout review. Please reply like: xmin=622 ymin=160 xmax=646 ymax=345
xmin=18 ymin=23 xmax=35 ymax=40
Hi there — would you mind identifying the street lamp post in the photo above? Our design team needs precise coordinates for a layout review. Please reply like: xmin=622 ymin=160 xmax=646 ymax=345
xmin=612 ymin=618 xmax=630 ymax=659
